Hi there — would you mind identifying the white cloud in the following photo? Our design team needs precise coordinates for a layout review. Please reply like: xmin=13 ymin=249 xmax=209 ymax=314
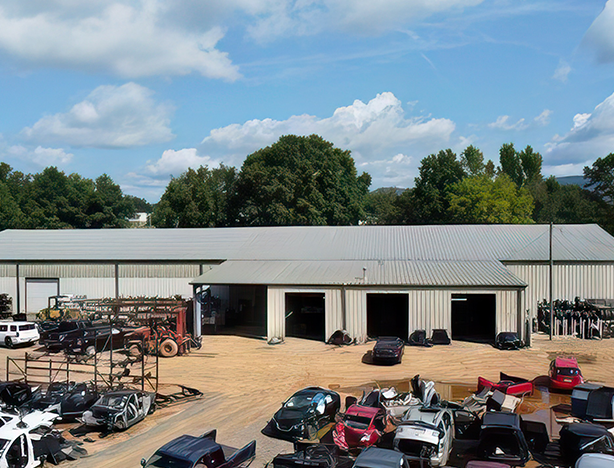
xmin=21 ymin=83 xmax=174 ymax=148
xmin=145 ymin=148 xmax=220 ymax=177
xmin=0 ymin=1 xmax=240 ymax=79
xmin=534 ymin=109 xmax=552 ymax=126
xmin=5 ymin=145 xmax=73 ymax=165
xmin=247 ymin=0 xmax=485 ymax=41
xmin=583 ymin=0 xmax=614 ymax=64
xmin=553 ymin=60 xmax=571 ymax=82
xmin=200 ymin=92 xmax=456 ymax=187
xmin=488 ymin=115 xmax=527 ymax=131
xmin=131 ymin=92 xmax=458 ymax=195
xmin=545 ymin=92 xmax=614 ymax=165
xmin=543 ymin=161 xmax=591 ymax=178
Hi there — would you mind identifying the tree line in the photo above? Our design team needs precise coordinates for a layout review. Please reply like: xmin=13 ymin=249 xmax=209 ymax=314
xmin=1 ymin=134 xmax=613 ymax=232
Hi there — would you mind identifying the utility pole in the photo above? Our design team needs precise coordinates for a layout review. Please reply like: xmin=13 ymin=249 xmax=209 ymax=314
xmin=549 ymin=221 xmax=554 ymax=341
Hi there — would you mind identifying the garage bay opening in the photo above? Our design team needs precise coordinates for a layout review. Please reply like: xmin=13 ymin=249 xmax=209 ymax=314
xmin=367 ymin=293 xmax=409 ymax=341
xmin=285 ymin=293 xmax=325 ymax=341
xmin=451 ymin=293 xmax=496 ymax=342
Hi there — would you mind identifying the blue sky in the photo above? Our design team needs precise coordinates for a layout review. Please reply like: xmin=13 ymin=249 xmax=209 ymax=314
xmin=1 ymin=0 xmax=614 ymax=202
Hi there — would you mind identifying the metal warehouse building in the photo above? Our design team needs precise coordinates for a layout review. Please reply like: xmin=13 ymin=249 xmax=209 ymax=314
xmin=0 ymin=224 xmax=613 ymax=344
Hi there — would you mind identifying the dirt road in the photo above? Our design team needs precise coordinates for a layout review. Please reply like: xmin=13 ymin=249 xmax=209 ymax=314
xmin=2 ymin=334 xmax=613 ymax=467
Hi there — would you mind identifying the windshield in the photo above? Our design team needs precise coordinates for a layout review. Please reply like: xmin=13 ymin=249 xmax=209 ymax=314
xmin=285 ymin=394 xmax=315 ymax=409
xmin=145 ymin=454 xmax=192 ymax=468
xmin=397 ymin=439 xmax=436 ymax=458
xmin=344 ymin=414 xmax=371 ymax=430
xmin=98 ymin=394 xmax=129 ymax=408
xmin=501 ymin=334 xmax=517 ymax=342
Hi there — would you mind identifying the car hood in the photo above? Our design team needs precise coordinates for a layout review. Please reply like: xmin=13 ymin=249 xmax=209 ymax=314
xmin=274 ymin=408 xmax=309 ymax=429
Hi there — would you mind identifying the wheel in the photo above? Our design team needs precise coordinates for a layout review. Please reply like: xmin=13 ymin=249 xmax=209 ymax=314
xmin=159 ymin=339 xmax=178 ymax=358
xmin=128 ymin=343 xmax=142 ymax=357
xmin=85 ymin=345 xmax=96 ymax=356
xmin=5 ymin=337 xmax=13 ymax=349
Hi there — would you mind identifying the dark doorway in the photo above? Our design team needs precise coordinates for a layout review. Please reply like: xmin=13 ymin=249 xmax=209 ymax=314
xmin=285 ymin=293 xmax=325 ymax=341
xmin=200 ymin=285 xmax=266 ymax=338
xmin=367 ymin=294 xmax=409 ymax=340
xmin=451 ymin=293 xmax=496 ymax=342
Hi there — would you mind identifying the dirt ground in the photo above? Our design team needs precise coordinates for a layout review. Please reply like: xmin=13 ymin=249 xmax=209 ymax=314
xmin=2 ymin=333 xmax=614 ymax=468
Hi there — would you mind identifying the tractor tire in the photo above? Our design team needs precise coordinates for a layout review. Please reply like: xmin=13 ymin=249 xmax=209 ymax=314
xmin=159 ymin=339 xmax=178 ymax=358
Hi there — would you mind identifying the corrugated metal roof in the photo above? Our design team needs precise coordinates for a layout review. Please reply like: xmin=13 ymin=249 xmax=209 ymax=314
xmin=190 ymin=260 xmax=527 ymax=288
xmin=0 ymin=224 xmax=612 ymax=262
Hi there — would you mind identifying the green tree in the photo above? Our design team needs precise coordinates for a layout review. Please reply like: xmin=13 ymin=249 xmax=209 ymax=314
xmin=234 ymin=135 xmax=371 ymax=226
xmin=408 ymin=149 xmax=466 ymax=223
xmin=461 ymin=145 xmax=485 ymax=176
xmin=153 ymin=165 xmax=238 ymax=228
xmin=364 ymin=188 xmax=402 ymax=224
xmin=448 ymin=174 xmax=534 ymax=224
xmin=499 ymin=143 xmax=543 ymax=187
xmin=85 ymin=174 xmax=135 ymax=228
xmin=584 ymin=154 xmax=614 ymax=233
xmin=531 ymin=176 xmax=600 ymax=225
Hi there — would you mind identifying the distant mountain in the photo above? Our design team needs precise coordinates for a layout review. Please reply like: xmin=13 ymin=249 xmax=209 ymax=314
xmin=556 ymin=175 xmax=587 ymax=187
xmin=370 ymin=187 xmax=407 ymax=196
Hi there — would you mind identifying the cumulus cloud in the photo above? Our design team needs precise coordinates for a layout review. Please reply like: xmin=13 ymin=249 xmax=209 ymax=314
xmin=583 ymin=0 xmax=614 ymax=63
xmin=5 ymin=145 xmax=73 ymax=166
xmin=0 ymin=1 xmax=240 ymax=79
xmin=200 ymin=92 xmax=456 ymax=186
xmin=21 ymin=83 xmax=174 ymax=148
xmin=145 ymin=148 xmax=220 ymax=177
xmin=545 ymin=92 xmax=614 ymax=165
xmin=133 ymin=92 xmax=458 ymax=194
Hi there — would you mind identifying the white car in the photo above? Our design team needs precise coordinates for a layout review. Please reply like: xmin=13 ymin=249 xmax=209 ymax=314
xmin=393 ymin=406 xmax=454 ymax=467
xmin=0 ymin=322 xmax=40 ymax=348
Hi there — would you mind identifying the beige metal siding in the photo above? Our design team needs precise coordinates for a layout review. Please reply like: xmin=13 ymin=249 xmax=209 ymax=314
xmin=267 ymin=287 xmax=285 ymax=341
xmin=507 ymin=264 xmax=614 ymax=321
xmin=19 ymin=264 xmax=114 ymax=277
xmin=60 ymin=279 xmax=115 ymax=300
xmin=409 ymin=290 xmax=451 ymax=336
xmin=325 ymin=289 xmax=344 ymax=342
xmin=119 ymin=264 xmax=200 ymax=278
xmin=345 ymin=289 xmax=367 ymax=342
xmin=118 ymin=278 xmax=193 ymax=298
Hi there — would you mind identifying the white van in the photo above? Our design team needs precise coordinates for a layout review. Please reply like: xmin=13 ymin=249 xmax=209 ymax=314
xmin=0 ymin=321 xmax=40 ymax=348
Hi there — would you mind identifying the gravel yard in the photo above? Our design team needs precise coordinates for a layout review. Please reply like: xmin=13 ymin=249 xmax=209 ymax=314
xmin=1 ymin=333 xmax=613 ymax=467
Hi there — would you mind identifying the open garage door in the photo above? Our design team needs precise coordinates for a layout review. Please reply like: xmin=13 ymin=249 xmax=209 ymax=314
xmin=200 ymin=285 xmax=266 ymax=338
xmin=451 ymin=293 xmax=496 ymax=342
xmin=26 ymin=279 xmax=59 ymax=314
xmin=285 ymin=293 xmax=325 ymax=341
xmin=367 ymin=293 xmax=409 ymax=340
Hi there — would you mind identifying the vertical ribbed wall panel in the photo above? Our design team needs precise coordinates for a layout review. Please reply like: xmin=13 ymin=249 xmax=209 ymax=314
xmin=508 ymin=264 xmax=614 ymax=321
xmin=408 ymin=290 xmax=452 ymax=336
xmin=325 ymin=289 xmax=343 ymax=342
xmin=267 ymin=287 xmax=285 ymax=341
xmin=118 ymin=278 xmax=193 ymax=298
xmin=495 ymin=290 xmax=517 ymax=333
xmin=60 ymin=279 xmax=115 ymax=299
xmin=345 ymin=289 xmax=367 ymax=342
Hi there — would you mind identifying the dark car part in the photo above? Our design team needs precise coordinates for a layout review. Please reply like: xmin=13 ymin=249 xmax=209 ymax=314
xmin=262 ymin=387 xmax=341 ymax=442
xmin=0 ymin=381 xmax=33 ymax=407
xmin=372 ymin=337 xmax=404 ymax=365
xmin=559 ymin=422 xmax=614 ymax=465
xmin=408 ymin=330 xmax=432 ymax=347
xmin=327 ymin=330 xmax=352 ymax=346
xmin=142 ymin=429 xmax=256 ymax=468
xmin=30 ymin=381 xmax=74 ymax=411
xmin=430 ymin=329 xmax=451 ymax=345
xmin=494 ymin=332 xmax=523 ymax=350
xmin=273 ymin=443 xmax=353 ymax=468
xmin=477 ymin=412 xmax=531 ymax=466
xmin=353 ymin=447 xmax=410 ymax=468
xmin=59 ymin=382 xmax=99 ymax=420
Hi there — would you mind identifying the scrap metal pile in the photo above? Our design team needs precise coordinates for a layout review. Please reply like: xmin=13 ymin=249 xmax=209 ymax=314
xmin=537 ymin=297 xmax=614 ymax=339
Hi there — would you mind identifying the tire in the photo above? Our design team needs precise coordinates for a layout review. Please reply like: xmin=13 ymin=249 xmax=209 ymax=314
xmin=128 ymin=343 xmax=142 ymax=357
xmin=5 ymin=337 xmax=13 ymax=349
xmin=159 ymin=339 xmax=178 ymax=358
xmin=85 ymin=345 xmax=96 ymax=356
